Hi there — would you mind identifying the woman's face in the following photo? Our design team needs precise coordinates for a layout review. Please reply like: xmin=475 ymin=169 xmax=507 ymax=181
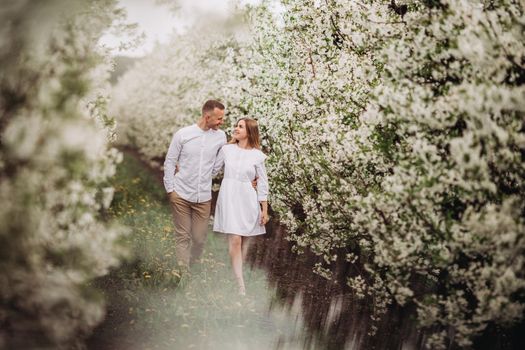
xmin=233 ymin=120 xmax=248 ymax=141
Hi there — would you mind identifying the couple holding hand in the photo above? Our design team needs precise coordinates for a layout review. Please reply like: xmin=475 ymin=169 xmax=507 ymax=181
xmin=163 ymin=100 xmax=269 ymax=296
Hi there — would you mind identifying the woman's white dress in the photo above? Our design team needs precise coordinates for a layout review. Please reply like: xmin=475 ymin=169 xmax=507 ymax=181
xmin=213 ymin=144 xmax=269 ymax=236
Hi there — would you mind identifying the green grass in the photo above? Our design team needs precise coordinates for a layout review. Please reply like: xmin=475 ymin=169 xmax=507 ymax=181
xmin=107 ymin=152 xmax=179 ymax=287
xmin=94 ymin=152 xmax=307 ymax=350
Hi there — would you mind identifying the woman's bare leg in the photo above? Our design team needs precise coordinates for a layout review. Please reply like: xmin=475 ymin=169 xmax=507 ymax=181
xmin=241 ymin=236 xmax=251 ymax=261
xmin=228 ymin=234 xmax=245 ymax=295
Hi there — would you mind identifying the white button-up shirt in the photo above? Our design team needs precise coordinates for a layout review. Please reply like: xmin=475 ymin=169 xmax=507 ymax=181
xmin=163 ymin=124 xmax=227 ymax=203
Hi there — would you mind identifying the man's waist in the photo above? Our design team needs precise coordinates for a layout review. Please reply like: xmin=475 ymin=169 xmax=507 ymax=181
xmin=173 ymin=181 xmax=211 ymax=196
xmin=172 ymin=188 xmax=212 ymax=203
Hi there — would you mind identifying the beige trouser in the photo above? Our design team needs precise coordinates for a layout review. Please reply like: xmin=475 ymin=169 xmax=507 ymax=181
xmin=169 ymin=191 xmax=211 ymax=268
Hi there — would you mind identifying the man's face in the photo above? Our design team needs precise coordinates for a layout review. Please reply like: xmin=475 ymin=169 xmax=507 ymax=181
xmin=206 ymin=108 xmax=225 ymax=130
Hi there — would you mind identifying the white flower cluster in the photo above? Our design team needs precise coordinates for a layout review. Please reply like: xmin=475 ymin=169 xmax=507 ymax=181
xmin=0 ymin=1 xmax=126 ymax=348
xmin=109 ymin=0 xmax=524 ymax=347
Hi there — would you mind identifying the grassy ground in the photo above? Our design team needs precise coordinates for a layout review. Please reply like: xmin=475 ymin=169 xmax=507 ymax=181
xmin=89 ymin=152 xmax=307 ymax=350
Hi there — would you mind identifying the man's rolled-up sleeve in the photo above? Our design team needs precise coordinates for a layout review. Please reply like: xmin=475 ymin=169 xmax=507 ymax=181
xmin=163 ymin=132 xmax=182 ymax=193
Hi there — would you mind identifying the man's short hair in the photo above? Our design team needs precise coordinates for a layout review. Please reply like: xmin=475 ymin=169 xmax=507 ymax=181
xmin=202 ymin=100 xmax=225 ymax=115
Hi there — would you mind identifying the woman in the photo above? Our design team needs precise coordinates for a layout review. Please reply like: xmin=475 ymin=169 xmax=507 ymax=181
xmin=213 ymin=118 xmax=269 ymax=296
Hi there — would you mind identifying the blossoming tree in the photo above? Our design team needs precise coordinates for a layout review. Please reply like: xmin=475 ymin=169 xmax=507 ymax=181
xmin=244 ymin=1 xmax=525 ymax=348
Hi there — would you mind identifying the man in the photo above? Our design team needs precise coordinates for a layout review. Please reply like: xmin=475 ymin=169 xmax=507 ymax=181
xmin=163 ymin=100 xmax=227 ymax=269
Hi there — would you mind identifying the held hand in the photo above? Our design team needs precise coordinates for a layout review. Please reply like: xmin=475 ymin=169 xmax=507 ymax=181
xmin=260 ymin=210 xmax=269 ymax=226
xmin=252 ymin=176 xmax=258 ymax=190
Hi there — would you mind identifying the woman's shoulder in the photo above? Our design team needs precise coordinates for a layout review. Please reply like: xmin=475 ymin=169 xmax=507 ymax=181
xmin=252 ymin=149 xmax=267 ymax=162
xmin=219 ymin=143 xmax=237 ymax=156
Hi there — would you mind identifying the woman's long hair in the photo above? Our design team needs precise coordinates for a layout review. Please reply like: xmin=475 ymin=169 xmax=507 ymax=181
xmin=231 ymin=118 xmax=261 ymax=149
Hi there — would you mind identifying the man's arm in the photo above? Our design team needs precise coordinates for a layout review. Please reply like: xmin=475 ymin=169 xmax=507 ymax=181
xmin=163 ymin=131 xmax=182 ymax=193
xmin=212 ymin=133 xmax=227 ymax=177
xmin=212 ymin=146 xmax=225 ymax=177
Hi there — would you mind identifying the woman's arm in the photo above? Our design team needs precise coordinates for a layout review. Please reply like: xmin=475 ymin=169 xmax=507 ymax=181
xmin=255 ymin=158 xmax=269 ymax=225
xmin=260 ymin=201 xmax=268 ymax=225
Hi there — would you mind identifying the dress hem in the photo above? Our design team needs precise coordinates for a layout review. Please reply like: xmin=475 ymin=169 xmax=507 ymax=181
xmin=213 ymin=229 xmax=266 ymax=237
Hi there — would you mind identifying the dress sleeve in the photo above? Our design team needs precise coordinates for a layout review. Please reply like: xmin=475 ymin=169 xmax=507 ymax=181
xmin=254 ymin=153 xmax=269 ymax=202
